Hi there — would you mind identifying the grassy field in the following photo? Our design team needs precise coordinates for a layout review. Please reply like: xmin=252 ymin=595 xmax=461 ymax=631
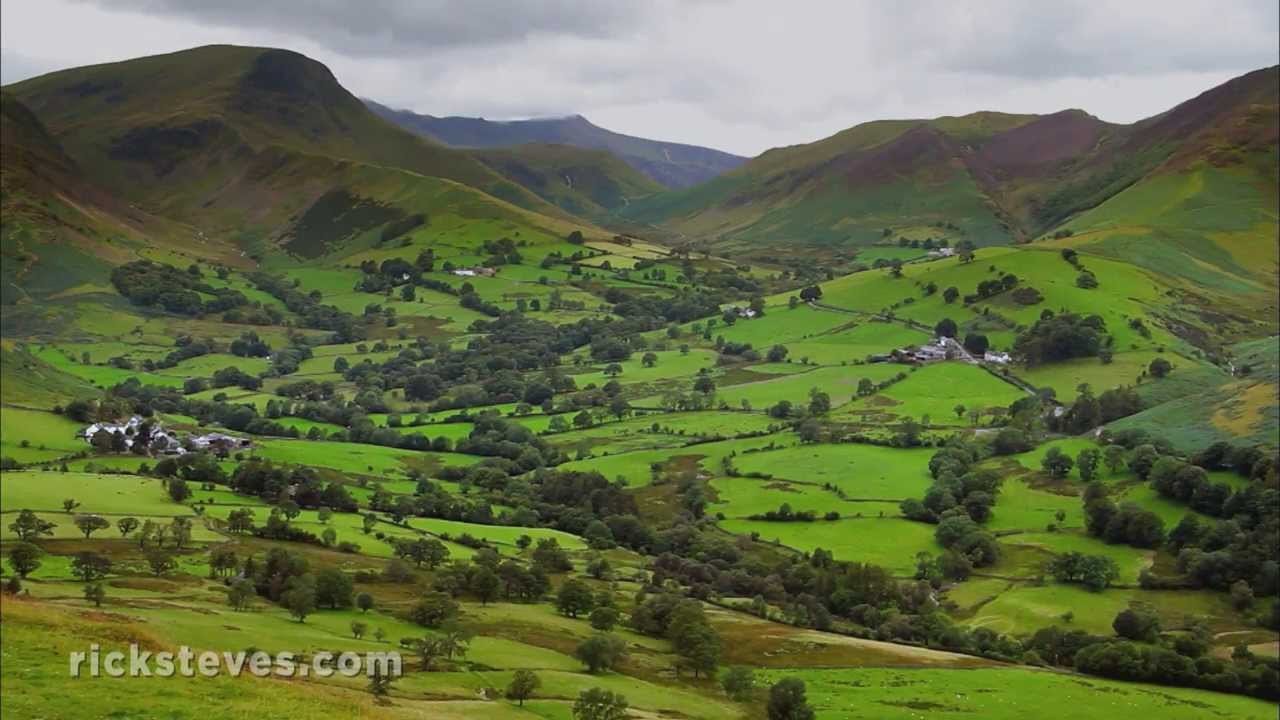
xmin=756 ymin=667 xmax=1278 ymax=719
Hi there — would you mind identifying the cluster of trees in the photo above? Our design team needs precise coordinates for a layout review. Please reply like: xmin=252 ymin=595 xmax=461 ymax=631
xmin=110 ymin=261 xmax=249 ymax=316
xmin=1013 ymin=311 xmax=1111 ymax=365
xmin=1027 ymin=608 xmax=1278 ymax=700
xmin=1052 ymin=383 xmax=1143 ymax=433
xmin=901 ymin=442 xmax=1003 ymax=525
xmin=1082 ymin=483 xmax=1166 ymax=548
xmin=748 ymin=503 xmax=840 ymax=522
xmin=1046 ymin=551 xmax=1121 ymax=591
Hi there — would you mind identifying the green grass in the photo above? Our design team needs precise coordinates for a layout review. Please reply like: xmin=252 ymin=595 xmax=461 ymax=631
xmin=837 ymin=362 xmax=1026 ymax=425
xmin=0 ymin=470 xmax=188 ymax=515
xmin=0 ymin=406 xmax=85 ymax=462
xmin=722 ymin=517 xmax=940 ymax=574
xmin=251 ymin=438 xmax=480 ymax=477
xmin=731 ymin=443 xmax=935 ymax=500
xmin=756 ymin=667 xmax=1277 ymax=719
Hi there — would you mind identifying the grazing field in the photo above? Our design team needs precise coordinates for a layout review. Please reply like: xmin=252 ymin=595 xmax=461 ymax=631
xmin=756 ymin=667 xmax=1278 ymax=719
xmin=0 ymin=406 xmax=85 ymax=462
xmin=730 ymin=444 xmax=934 ymax=500
xmin=723 ymin=517 xmax=940 ymax=573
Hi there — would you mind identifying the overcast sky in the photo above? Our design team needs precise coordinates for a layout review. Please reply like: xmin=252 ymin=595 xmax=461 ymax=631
xmin=2 ymin=0 xmax=1276 ymax=156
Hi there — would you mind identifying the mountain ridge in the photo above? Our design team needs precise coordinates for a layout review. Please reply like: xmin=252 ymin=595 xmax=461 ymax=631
xmin=365 ymin=99 xmax=748 ymax=189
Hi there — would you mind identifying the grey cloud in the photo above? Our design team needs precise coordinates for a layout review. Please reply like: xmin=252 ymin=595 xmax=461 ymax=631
xmin=76 ymin=0 xmax=650 ymax=56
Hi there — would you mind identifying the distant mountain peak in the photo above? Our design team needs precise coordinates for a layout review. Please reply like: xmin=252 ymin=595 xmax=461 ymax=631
xmin=366 ymin=100 xmax=746 ymax=188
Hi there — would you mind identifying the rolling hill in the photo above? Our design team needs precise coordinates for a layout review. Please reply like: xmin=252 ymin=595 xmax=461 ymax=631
xmin=623 ymin=67 xmax=1279 ymax=283
xmin=366 ymin=101 xmax=747 ymax=189
xmin=1 ymin=45 xmax=614 ymax=305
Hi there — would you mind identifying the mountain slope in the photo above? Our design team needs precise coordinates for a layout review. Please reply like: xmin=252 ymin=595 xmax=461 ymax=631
xmin=1 ymin=91 xmax=222 ymax=311
xmin=471 ymin=143 xmax=664 ymax=216
xmin=2 ymin=45 xmax=609 ymax=273
xmin=626 ymin=67 xmax=1279 ymax=276
xmin=4 ymin=45 xmax=571 ymax=225
xmin=366 ymin=101 xmax=747 ymax=189
xmin=624 ymin=112 xmax=1042 ymax=257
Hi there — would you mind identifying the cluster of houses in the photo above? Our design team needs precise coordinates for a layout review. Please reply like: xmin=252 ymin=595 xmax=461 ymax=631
xmin=451 ymin=266 xmax=497 ymax=278
xmin=870 ymin=336 xmax=1011 ymax=365
xmin=77 ymin=416 xmax=252 ymax=457
xmin=726 ymin=305 xmax=759 ymax=319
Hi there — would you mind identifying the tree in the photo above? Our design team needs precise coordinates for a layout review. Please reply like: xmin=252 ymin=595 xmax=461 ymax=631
xmin=74 ymin=514 xmax=111 ymax=539
xmin=573 ymin=687 xmax=628 ymax=720
xmin=767 ymin=678 xmax=815 ymax=720
xmin=943 ymin=286 xmax=960 ymax=304
xmin=557 ymin=578 xmax=596 ymax=618
xmin=9 ymin=509 xmax=55 ymax=541
xmin=62 ymin=498 xmax=80 ymax=513
xmin=167 ymin=478 xmax=192 ymax=503
xmin=507 ymin=669 xmax=541 ymax=706
xmin=935 ymin=318 xmax=958 ymax=338
xmin=1230 ymin=580 xmax=1255 ymax=611
xmin=641 ymin=352 xmax=658 ymax=368
xmin=1113 ymin=607 xmax=1161 ymax=643
xmin=470 ymin=566 xmax=501 ymax=605
xmin=807 ymin=388 xmax=831 ymax=415
xmin=315 ymin=568 xmax=354 ymax=608
xmin=590 ymin=606 xmax=620 ymax=631
xmin=1148 ymin=357 xmax=1172 ymax=378
xmin=408 ymin=591 xmax=458 ymax=627
xmin=1077 ymin=448 xmax=1101 ymax=482
xmin=117 ymin=516 xmax=140 ymax=538
xmin=1041 ymin=447 xmax=1074 ymax=478
xmin=721 ymin=666 xmax=756 ymax=701
xmin=83 ymin=583 xmax=106 ymax=608
xmin=71 ymin=552 xmax=112 ymax=582
xmin=1104 ymin=445 xmax=1127 ymax=475
xmin=7 ymin=542 xmax=42 ymax=578
xmin=575 ymin=634 xmax=627 ymax=673
xmin=146 ymin=549 xmax=177 ymax=577
xmin=357 ymin=592 xmax=375 ymax=613
xmin=767 ymin=344 xmax=788 ymax=362
xmin=962 ymin=333 xmax=989 ymax=356
xmin=367 ymin=665 xmax=394 ymax=703
xmin=228 ymin=578 xmax=255 ymax=610
xmin=350 ymin=620 xmax=368 ymax=639
xmin=283 ymin=577 xmax=317 ymax=622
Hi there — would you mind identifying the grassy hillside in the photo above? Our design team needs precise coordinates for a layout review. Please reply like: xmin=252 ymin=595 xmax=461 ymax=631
xmin=472 ymin=143 xmax=664 ymax=216
xmin=626 ymin=67 xmax=1279 ymax=278
xmin=4 ymin=45 xmax=565 ymax=220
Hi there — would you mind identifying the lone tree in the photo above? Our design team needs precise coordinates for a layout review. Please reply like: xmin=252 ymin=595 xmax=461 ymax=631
xmin=74 ymin=514 xmax=111 ymax=539
xmin=70 ymin=552 xmax=112 ymax=582
xmin=575 ymin=634 xmax=627 ymax=674
xmin=1148 ymin=357 xmax=1173 ymax=378
xmin=8 ymin=510 xmax=55 ymax=541
xmin=7 ymin=542 xmax=43 ymax=578
xmin=283 ymin=578 xmax=317 ymax=623
xmin=117 ymin=516 xmax=140 ymax=538
xmin=506 ymin=669 xmax=541 ymax=706
xmin=145 ymin=550 xmax=177 ymax=577
xmin=767 ymin=678 xmax=815 ymax=720
xmin=83 ymin=583 xmax=106 ymax=608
